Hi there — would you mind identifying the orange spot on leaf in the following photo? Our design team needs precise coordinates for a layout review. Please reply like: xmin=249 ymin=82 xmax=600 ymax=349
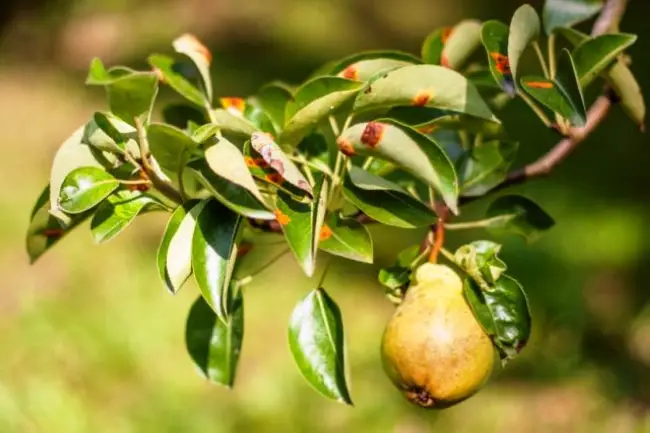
xmin=412 ymin=90 xmax=433 ymax=107
xmin=265 ymin=173 xmax=284 ymax=184
xmin=341 ymin=65 xmax=359 ymax=80
xmin=440 ymin=54 xmax=451 ymax=69
xmin=361 ymin=122 xmax=386 ymax=148
xmin=490 ymin=52 xmax=512 ymax=75
xmin=441 ymin=27 xmax=453 ymax=45
xmin=220 ymin=97 xmax=246 ymax=114
xmin=319 ymin=224 xmax=333 ymax=242
xmin=337 ymin=138 xmax=356 ymax=156
xmin=526 ymin=81 xmax=554 ymax=89
xmin=245 ymin=156 xmax=259 ymax=168
xmin=417 ymin=125 xmax=437 ymax=134
xmin=274 ymin=209 xmax=291 ymax=226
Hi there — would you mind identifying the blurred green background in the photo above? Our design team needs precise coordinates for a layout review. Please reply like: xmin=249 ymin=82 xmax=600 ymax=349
xmin=2 ymin=0 xmax=650 ymax=431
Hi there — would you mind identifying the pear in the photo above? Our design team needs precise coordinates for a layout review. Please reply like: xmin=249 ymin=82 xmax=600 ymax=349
xmin=381 ymin=263 xmax=496 ymax=408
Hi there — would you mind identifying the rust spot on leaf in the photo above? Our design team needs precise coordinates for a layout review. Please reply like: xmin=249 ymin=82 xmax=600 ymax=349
xmin=237 ymin=242 xmax=254 ymax=258
xmin=341 ymin=65 xmax=359 ymax=80
xmin=274 ymin=209 xmax=291 ymax=226
xmin=220 ymin=97 xmax=246 ymax=114
xmin=42 ymin=228 xmax=64 ymax=238
xmin=490 ymin=52 xmax=512 ymax=75
xmin=417 ymin=125 xmax=438 ymax=134
xmin=361 ymin=122 xmax=386 ymax=147
xmin=337 ymin=138 xmax=356 ymax=156
xmin=319 ymin=224 xmax=333 ymax=241
xmin=526 ymin=81 xmax=554 ymax=89
xmin=266 ymin=173 xmax=284 ymax=184
xmin=441 ymin=27 xmax=453 ymax=44
xmin=173 ymin=33 xmax=212 ymax=64
xmin=412 ymin=90 xmax=433 ymax=107
xmin=244 ymin=156 xmax=259 ymax=168
xmin=440 ymin=54 xmax=451 ymax=69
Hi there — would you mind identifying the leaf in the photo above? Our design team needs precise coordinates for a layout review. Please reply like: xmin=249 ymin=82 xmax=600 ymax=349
xmin=464 ymin=275 xmax=531 ymax=361
xmin=86 ymin=58 xmax=158 ymax=123
xmin=147 ymin=122 xmax=199 ymax=172
xmin=26 ymin=186 xmax=91 ymax=263
xmin=486 ymin=195 xmax=555 ymax=242
xmin=543 ymin=0 xmax=603 ymax=35
xmin=192 ymin=200 xmax=243 ymax=320
xmin=83 ymin=112 xmax=137 ymax=154
xmin=508 ymin=4 xmax=541 ymax=87
xmin=572 ymin=33 xmax=637 ymax=88
xmin=378 ymin=245 xmax=423 ymax=290
xmin=459 ymin=140 xmax=518 ymax=197
xmin=335 ymin=58 xmax=415 ymax=82
xmin=250 ymin=131 xmax=313 ymax=195
xmin=157 ymin=200 xmax=207 ymax=294
xmin=279 ymin=77 xmax=364 ymax=149
xmin=337 ymin=119 xmax=459 ymax=213
xmin=185 ymin=291 xmax=244 ymax=387
xmin=149 ymin=54 xmax=207 ymax=107
xmin=323 ymin=50 xmax=421 ymax=77
xmin=441 ymin=20 xmax=482 ymax=70
xmin=189 ymin=159 xmax=274 ymax=220
xmin=521 ymin=49 xmax=586 ymax=126
xmin=49 ymin=126 xmax=108 ymax=222
xmin=256 ymin=81 xmax=294 ymax=131
xmin=58 ymin=167 xmax=120 ymax=214
xmin=90 ymin=190 xmax=164 ymax=243
xmin=318 ymin=214 xmax=373 ymax=264
xmin=353 ymin=64 xmax=499 ymax=123
xmin=173 ymin=34 xmax=213 ymax=103
xmin=387 ymin=106 xmax=506 ymax=138
xmin=276 ymin=177 xmax=329 ymax=277
xmin=207 ymin=108 xmax=258 ymax=136
xmin=162 ymin=104 xmax=208 ymax=130
xmin=481 ymin=20 xmax=516 ymax=96
xmin=242 ymin=100 xmax=276 ymax=134
xmin=421 ymin=27 xmax=452 ymax=65
xmin=288 ymin=288 xmax=352 ymax=404
xmin=343 ymin=167 xmax=435 ymax=229
xmin=191 ymin=124 xmax=220 ymax=144
xmin=454 ymin=240 xmax=507 ymax=284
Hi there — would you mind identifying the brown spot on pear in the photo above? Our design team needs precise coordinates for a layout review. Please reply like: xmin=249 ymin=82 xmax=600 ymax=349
xmin=381 ymin=263 xmax=496 ymax=408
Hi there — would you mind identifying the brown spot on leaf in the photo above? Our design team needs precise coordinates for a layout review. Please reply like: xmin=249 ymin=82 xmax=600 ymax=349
xmin=417 ymin=125 xmax=437 ymax=134
xmin=526 ymin=81 xmax=554 ymax=89
xmin=274 ymin=209 xmax=291 ymax=226
xmin=237 ymin=242 xmax=254 ymax=258
xmin=361 ymin=121 xmax=386 ymax=147
xmin=266 ymin=173 xmax=285 ymax=184
xmin=42 ymin=228 xmax=64 ymax=238
xmin=220 ymin=97 xmax=246 ymax=113
xmin=490 ymin=52 xmax=512 ymax=75
xmin=244 ymin=156 xmax=259 ymax=168
xmin=319 ymin=224 xmax=333 ymax=241
xmin=412 ymin=90 xmax=434 ymax=107
xmin=337 ymin=138 xmax=356 ymax=156
xmin=341 ymin=65 xmax=359 ymax=80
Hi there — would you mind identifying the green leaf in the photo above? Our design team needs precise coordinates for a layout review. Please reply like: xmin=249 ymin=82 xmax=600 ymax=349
xmin=279 ymin=77 xmax=364 ymax=149
xmin=323 ymin=50 xmax=421 ymax=77
xmin=192 ymin=200 xmax=243 ymax=320
xmin=58 ymin=167 xmax=120 ymax=214
xmin=459 ymin=140 xmax=518 ymax=197
xmin=464 ymin=275 xmax=531 ymax=361
xmin=250 ymin=132 xmax=313 ymax=195
xmin=26 ymin=186 xmax=91 ymax=263
xmin=256 ymin=82 xmax=294 ymax=131
xmin=521 ymin=49 xmax=586 ymax=126
xmin=543 ymin=0 xmax=603 ymax=35
xmin=243 ymin=100 xmax=276 ymax=134
xmin=421 ymin=27 xmax=452 ymax=65
xmin=572 ymin=33 xmax=637 ymax=88
xmin=455 ymin=240 xmax=507 ymax=284
xmin=86 ymin=58 xmax=158 ymax=123
xmin=207 ymin=108 xmax=258 ymax=136
xmin=157 ymin=200 xmax=207 ymax=294
xmin=486 ymin=195 xmax=555 ymax=242
xmin=49 ymin=126 xmax=109 ymax=222
xmin=508 ymin=4 xmax=541 ymax=87
xmin=441 ymin=20 xmax=482 ymax=70
xmin=481 ymin=20 xmax=516 ymax=96
xmin=91 ymin=190 xmax=164 ymax=243
xmin=319 ymin=214 xmax=373 ymax=264
xmin=149 ymin=54 xmax=206 ymax=107
xmin=173 ymin=34 xmax=213 ymax=103
xmin=353 ymin=64 xmax=499 ymax=123
xmin=189 ymin=159 xmax=274 ymax=220
xmin=147 ymin=122 xmax=199 ymax=173
xmin=83 ymin=112 xmax=137 ymax=154
xmin=185 ymin=290 xmax=244 ymax=387
xmin=276 ymin=177 xmax=329 ymax=277
xmin=378 ymin=245 xmax=423 ymax=290
xmin=343 ymin=167 xmax=435 ymax=229
xmin=337 ymin=119 xmax=459 ymax=213
xmin=288 ymin=288 xmax=352 ymax=405
xmin=191 ymin=124 xmax=220 ymax=144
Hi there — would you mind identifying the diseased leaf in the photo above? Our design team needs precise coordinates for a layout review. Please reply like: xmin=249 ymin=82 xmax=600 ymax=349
xmin=173 ymin=34 xmax=213 ymax=103
xmin=319 ymin=214 xmax=373 ymax=264
xmin=158 ymin=200 xmax=207 ymax=294
xmin=353 ymin=64 xmax=499 ymax=123
xmin=441 ymin=20 xmax=482 ymax=70
xmin=521 ymin=49 xmax=586 ymax=126
xmin=486 ymin=195 xmax=555 ymax=242
xmin=543 ymin=0 xmax=603 ymax=35
xmin=481 ymin=20 xmax=516 ymax=96
xmin=335 ymin=58 xmax=415 ymax=82
xmin=337 ymin=119 xmax=459 ymax=213
xmin=288 ymin=288 xmax=352 ymax=405
xmin=323 ymin=50 xmax=421 ymax=77
xmin=58 ymin=167 xmax=120 ymax=214
xmin=90 ymin=190 xmax=164 ymax=243
xmin=572 ymin=33 xmax=637 ymax=88
xmin=276 ymin=177 xmax=329 ymax=277
xmin=421 ymin=27 xmax=452 ymax=65
xmin=149 ymin=54 xmax=206 ymax=107
xmin=185 ymin=290 xmax=244 ymax=387
xmin=459 ymin=140 xmax=518 ymax=197
xmin=192 ymin=200 xmax=243 ymax=320
xmin=343 ymin=167 xmax=435 ymax=229
xmin=508 ymin=4 xmax=540 ymax=87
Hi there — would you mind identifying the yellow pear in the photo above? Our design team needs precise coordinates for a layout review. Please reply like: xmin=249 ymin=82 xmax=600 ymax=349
xmin=381 ymin=263 xmax=496 ymax=408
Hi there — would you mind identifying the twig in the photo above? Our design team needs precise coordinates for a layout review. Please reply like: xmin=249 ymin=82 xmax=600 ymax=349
xmin=592 ymin=0 xmax=628 ymax=36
